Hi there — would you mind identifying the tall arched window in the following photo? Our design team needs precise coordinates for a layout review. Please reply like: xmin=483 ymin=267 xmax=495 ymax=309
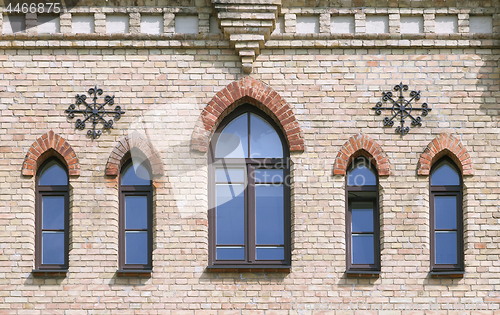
xmin=345 ymin=156 xmax=380 ymax=273
xmin=119 ymin=159 xmax=153 ymax=271
xmin=208 ymin=105 xmax=290 ymax=268
xmin=430 ymin=157 xmax=463 ymax=273
xmin=35 ymin=158 xmax=69 ymax=271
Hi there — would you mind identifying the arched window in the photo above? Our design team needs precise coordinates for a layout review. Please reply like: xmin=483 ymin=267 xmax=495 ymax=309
xmin=35 ymin=158 xmax=69 ymax=271
xmin=430 ymin=157 xmax=463 ymax=273
xmin=208 ymin=105 xmax=290 ymax=268
xmin=119 ymin=159 xmax=153 ymax=271
xmin=345 ymin=156 xmax=380 ymax=273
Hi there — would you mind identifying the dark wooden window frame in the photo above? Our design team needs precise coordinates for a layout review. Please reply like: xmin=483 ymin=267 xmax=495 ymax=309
xmin=34 ymin=158 xmax=69 ymax=274
xmin=208 ymin=105 xmax=291 ymax=270
xmin=345 ymin=157 xmax=380 ymax=275
xmin=118 ymin=160 xmax=153 ymax=273
xmin=429 ymin=156 xmax=464 ymax=275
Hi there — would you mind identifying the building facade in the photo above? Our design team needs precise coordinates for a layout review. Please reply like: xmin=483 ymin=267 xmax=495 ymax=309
xmin=0 ymin=0 xmax=499 ymax=313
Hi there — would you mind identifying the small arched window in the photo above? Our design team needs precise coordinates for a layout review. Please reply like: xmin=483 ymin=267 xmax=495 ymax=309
xmin=119 ymin=159 xmax=153 ymax=271
xmin=345 ymin=156 xmax=380 ymax=273
xmin=430 ymin=157 xmax=463 ymax=273
xmin=208 ymin=105 xmax=290 ymax=268
xmin=35 ymin=158 xmax=69 ymax=271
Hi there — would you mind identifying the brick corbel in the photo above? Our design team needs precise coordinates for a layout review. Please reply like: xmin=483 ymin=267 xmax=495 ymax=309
xmin=22 ymin=130 xmax=80 ymax=176
xmin=190 ymin=76 xmax=305 ymax=153
xmin=333 ymin=133 xmax=391 ymax=176
xmin=105 ymin=132 xmax=163 ymax=177
xmin=417 ymin=133 xmax=473 ymax=176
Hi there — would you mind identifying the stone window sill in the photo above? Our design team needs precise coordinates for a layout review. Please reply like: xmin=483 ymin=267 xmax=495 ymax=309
xmin=206 ymin=265 xmax=291 ymax=273
xmin=32 ymin=269 xmax=68 ymax=277
xmin=346 ymin=270 xmax=381 ymax=278
xmin=430 ymin=271 xmax=465 ymax=278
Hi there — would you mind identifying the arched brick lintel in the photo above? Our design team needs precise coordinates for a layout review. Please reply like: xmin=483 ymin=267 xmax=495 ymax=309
xmin=417 ymin=133 xmax=473 ymax=176
xmin=22 ymin=130 xmax=80 ymax=177
xmin=191 ymin=77 xmax=305 ymax=153
xmin=333 ymin=134 xmax=391 ymax=176
xmin=105 ymin=132 xmax=163 ymax=177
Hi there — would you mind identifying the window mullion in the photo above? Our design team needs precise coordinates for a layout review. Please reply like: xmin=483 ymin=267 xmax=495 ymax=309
xmin=247 ymin=164 xmax=255 ymax=263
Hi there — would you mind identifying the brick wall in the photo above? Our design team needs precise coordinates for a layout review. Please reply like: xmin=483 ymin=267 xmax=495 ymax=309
xmin=0 ymin=1 xmax=499 ymax=314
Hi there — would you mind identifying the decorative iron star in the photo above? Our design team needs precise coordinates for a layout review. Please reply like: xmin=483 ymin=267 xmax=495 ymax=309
xmin=66 ymin=86 xmax=124 ymax=139
xmin=372 ymin=82 xmax=431 ymax=135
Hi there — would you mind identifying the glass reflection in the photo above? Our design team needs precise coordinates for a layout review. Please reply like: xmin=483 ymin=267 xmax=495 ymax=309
xmin=435 ymin=231 xmax=457 ymax=264
xmin=347 ymin=161 xmax=376 ymax=186
xmin=215 ymin=113 xmax=248 ymax=158
xmin=352 ymin=234 xmax=374 ymax=264
xmin=256 ymin=247 xmax=284 ymax=260
xmin=125 ymin=196 xmax=148 ymax=230
xmin=39 ymin=160 xmax=68 ymax=186
xmin=42 ymin=196 xmax=65 ymax=230
xmin=431 ymin=160 xmax=460 ymax=186
xmin=216 ymin=184 xmax=245 ymax=245
xmin=42 ymin=232 xmax=64 ymax=264
xmin=121 ymin=162 xmax=151 ymax=186
xmin=255 ymin=184 xmax=284 ymax=245
xmin=250 ymin=113 xmax=283 ymax=158
xmin=125 ymin=231 xmax=148 ymax=264
xmin=434 ymin=196 xmax=457 ymax=230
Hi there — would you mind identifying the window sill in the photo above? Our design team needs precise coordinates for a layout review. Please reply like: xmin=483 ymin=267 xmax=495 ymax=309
xmin=116 ymin=270 xmax=152 ymax=277
xmin=207 ymin=265 xmax=291 ymax=273
xmin=346 ymin=270 xmax=380 ymax=278
xmin=32 ymin=269 xmax=68 ymax=277
xmin=430 ymin=271 xmax=465 ymax=278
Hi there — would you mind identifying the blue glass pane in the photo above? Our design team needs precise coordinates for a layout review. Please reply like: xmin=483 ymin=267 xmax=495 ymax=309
xmin=42 ymin=232 xmax=64 ymax=264
xmin=42 ymin=196 xmax=65 ymax=230
xmin=216 ymin=184 xmax=245 ymax=245
xmin=256 ymin=184 xmax=284 ymax=245
xmin=347 ymin=164 xmax=376 ymax=186
xmin=216 ymin=247 xmax=245 ymax=260
xmin=125 ymin=231 xmax=148 ymax=264
xmin=121 ymin=163 xmax=151 ymax=186
xmin=351 ymin=202 xmax=374 ymax=233
xmin=254 ymin=169 xmax=283 ymax=183
xmin=435 ymin=231 xmax=457 ymax=264
xmin=216 ymin=168 xmax=245 ymax=183
xmin=431 ymin=160 xmax=460 ymax=186
xmin=256 ymin=247 xmax=284 ymax=260
xmin=434 ymin=196 xmax=457 ymax=230
xmin=38 ymin=160 xmax=68 ymax=186
xmin=215 ymin=113 xmax=248 ymax=158
xmin=125 ymin=196 xmax=148 ymax=230
xmin=352 ymin=234 xmax=374 ymax=264
xmin=249 ymin=113 xmax=283 ymax=158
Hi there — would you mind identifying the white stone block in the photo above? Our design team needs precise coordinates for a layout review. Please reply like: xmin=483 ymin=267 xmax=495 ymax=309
xmin=296 ymin=15 xmax=319 ymax=34
xmin=3 ymin=15 xmax=25 ymax=34
xmin=209 ymin=16 xmax=221 ymax=34
xmin=38 ymin=15 xmax=60 ymax=34
xmin=400 ymin=16 xmax=423 ymax=33
xmin=366 ymin=15 xmax=389 ymax=34
xmin=106 ymin=15 xmax=129 ymax=34
xmin=141 ymin=15 xmax=163 ymax=34
xmin=72 ymin=15 xmax=94 ymax=34
xmin=469 ymin=16 xmax=492 ymax=33
xmin=435 ymin=15 xmax=458 ymax=33
xmin=272 ymin=16 xmax=285 ymax=34
xmin=175 ymin=15 xmax=198 ymax=34
xmin=331 ymin=15 xmax=355 ymax=34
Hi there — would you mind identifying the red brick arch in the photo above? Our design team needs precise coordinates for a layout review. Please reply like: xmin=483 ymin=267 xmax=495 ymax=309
xmin=105 ymin=132 xmax=163 ymax=177
xmin=333 ymin=134 xmax=390 ymax=176
xmin=417 ymin=133 xmax=473 ymax=176
xmin=191 ymin=77 xmax=305 ymax=153
xmin=22 ymin=130 xmax=80 ymax=176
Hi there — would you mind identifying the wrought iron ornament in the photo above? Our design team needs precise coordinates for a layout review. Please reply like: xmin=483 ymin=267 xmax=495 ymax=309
xmin=66 ymin=86 xmax=124 ymax=139
xmin=372 ymin=82 xmax=431 ymax=135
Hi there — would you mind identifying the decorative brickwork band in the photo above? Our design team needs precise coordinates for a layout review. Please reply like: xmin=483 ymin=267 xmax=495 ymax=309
xmin=191 ymin=77 xmax=305 ymax=153
xmin=417 ymin=133 xmax=473 ymax=176
xmin=22 ymin=130 xmax=80 ymax=176
xmin=333 ymin=134 xmax=390 ymax=176
xmin=105 ymin=132 xmax=163 ymax=177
